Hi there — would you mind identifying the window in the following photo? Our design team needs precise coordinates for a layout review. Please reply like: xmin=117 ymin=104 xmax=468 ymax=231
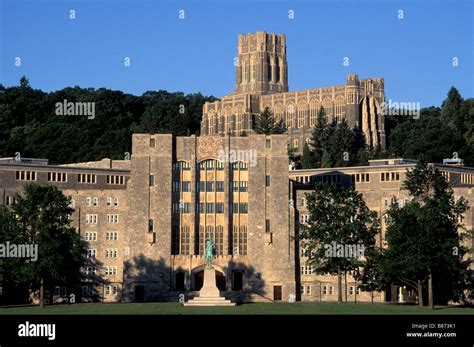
xmin=180 ymin=226 xmax=190 ymax=255
xmin=105 ymin=266 xmax=118 ymax=276
xmin=197 ymin=181 xmax=205 ymax=192
xmin=182 ymin=181 xmax=191 ymax=192
xmin=171 ymin=226 xmax=180 ymax=255
xmin=172 ymin=203 xmax=180 ymax=214
xmin=93 ymin=197 xmax=98 ymax=207
xmin=86 ymin=197 xmax=92 ymax=207
xmin=265 ymin=219 xmax=270 ymax=233
xmin=172 ymin=181 xmax=180 ymax=192
xmin=206 ymin=203 xmax=214 ymax=214
xmin=461 ymin=174 xmax=474 ymax=184
xmin=84 ymin=232 xmax=97 ymax=241
xmin=106 ymin=197 xmax=112 ymax=206
xmin=106 ymin=175 xmax=125 ymax=185
xmin=323 ymin=285 xmax=333 ymax=295
xmin=114 ymin=197 xmax=119 ymax=206
xmin=106 ymin=232 xmax=118 ymax=241
xmin=149 ymin=175 xmax=155 ymax=186
xmin=85 ymin=214 xmax=98 ymax=224
xmin=216 ymin=203 xmax=224 ymax=213
xmin=86 ymin=249 xmax=96 ymax=259
xmin=216 ymin=181 xmax=224 ymax=192
xmin=173 ymin=161 xmax=191 ymax=171
xmin=232 ymin=225 xmax=248 ymax=255
xmin=380 ymin=172 xmax=400 ymax=182
xmin=206 ymin=181 xmax=214 ymax=192
xmin=5 ymin=196 xmax=13 ymax=206
xmin=47 ymin=172 xmax=67 ymax=182
xmin=79 ymin=174 xmax=97 ymax=184
xmin=352 ymin=173 xmax=370 ymax=183
xmin=300 ymin=265 xmax=313 ymax=275
xmin=15 ymin=170 xmax=37 ymax=181
xmin=106 ymin=249 xmax=118 ymax=258
xmin=293 ymin=139 xmax=299 ymax=149
xmin=231 ymin=181 xmax=239 ymax=192
xmin=239 ymin=181 xmax=248 ymax=192
xmin=107 ymin=214 xmax=119 ymax=224
xmin=300 ymin=214 xmax=309 ymax=224
xmin=265 ymin=175 xmax=270 ymax=187
xmin=239 ymin=203 xmax=248 ymax=214
xmin=150 ymin=138 xmax=155 ymax=147
xmin=300 ymin=197 xmax=306 ymax=207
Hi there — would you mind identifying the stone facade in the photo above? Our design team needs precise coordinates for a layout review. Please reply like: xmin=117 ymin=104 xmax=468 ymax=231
xmin=1 ymin=152 xmax=473 ymax=304
xmin=200 ymin=31 xmax=386 ymax=149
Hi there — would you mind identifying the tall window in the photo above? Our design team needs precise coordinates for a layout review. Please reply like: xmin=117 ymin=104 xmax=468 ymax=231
xmin=298 ymin=102 xmax=307 ymax=128
xmin=244 ymin=61 xmax=250 ymax=83
xmin=215 ymin=226 xmax=224 ymax=256
xmin=309 ymin=100 xmax=319 ymax=127
xmin=232 ymin=226 xmax=247 ymax=255
xmin=251 ymin=58 xmax=257 ymax=82
xmin=286 ymin=104 xmax=295 ymax=128
xmin=180 ymin=226 xmax=190 ymax=255
xmin=172 ymin=226 xmax=180 ymax=255
xmin=275 ymin=58 xmax=280 ymax=82
xmin=267 ymin=55 xmax=272 ymax=81
xmin=335 ymin=96 xmax=345 ymax=122
xmin=322 ymin=98 xmax=333 ymax=121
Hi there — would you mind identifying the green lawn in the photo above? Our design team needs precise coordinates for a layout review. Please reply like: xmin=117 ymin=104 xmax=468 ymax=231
xmin=0 ymin=302 xmax=472 ymax=315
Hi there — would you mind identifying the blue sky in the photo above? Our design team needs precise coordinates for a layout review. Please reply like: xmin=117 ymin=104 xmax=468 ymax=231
xmin=1 ymin=0 xmax=472 ymax=107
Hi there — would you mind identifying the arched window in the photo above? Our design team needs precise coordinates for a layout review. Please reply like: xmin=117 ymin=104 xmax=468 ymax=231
xmin=309 ymin=100 xmax=319 ymax=127
xmin=322 ymin=98 xmax=333 ymax=121
xmin=286 ymin=103 xmax=295 ymax=128
xmin=274 ymin=104 xmax=284 ymax=123
xmin=294 ymin=139 xmax=299 ymax=149
xmin=335 ymin=96 xmax=345 ymax=122
xmin=251 ymin=58 xmax=257 ymax=82
xmin=298 ymin=102 xmax=307 ymax=128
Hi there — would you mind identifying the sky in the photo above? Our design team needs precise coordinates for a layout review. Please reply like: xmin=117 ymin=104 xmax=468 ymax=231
xmin=1 ymin=0 xmax=472 ymax=107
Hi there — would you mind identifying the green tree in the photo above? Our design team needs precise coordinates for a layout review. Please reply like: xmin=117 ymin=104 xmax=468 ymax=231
xmin=13 ymin=184 xmax=86 ymax=307
xmin=301 ymin=143 xmax=315 ymax=169
xmin=300 ymin=183 xmax=380 ymax=303
xmin=0 ymin=205 xmax=29 ymax=304
xmin=309 ymin=106 xmax=332 ymax=167
xmin=441 ymin=86 xmax=464 ymax=132
xmin=19 ymin=75 xmax=30 ymax=88
xmin=330 ymin=119 xmax=359 ymax=167
xmin=383 ymin=161 xmax=470 ymax=309
xmin=254 ymin=107 xmax=283 ymax=135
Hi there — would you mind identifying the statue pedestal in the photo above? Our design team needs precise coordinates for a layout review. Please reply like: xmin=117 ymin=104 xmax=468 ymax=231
xmin=183 ymin=266 xmax=235 ymax=306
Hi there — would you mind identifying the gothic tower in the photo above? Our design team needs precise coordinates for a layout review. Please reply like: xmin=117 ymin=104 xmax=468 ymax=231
xmin=235 ymin=31 xmax=288 ymax=95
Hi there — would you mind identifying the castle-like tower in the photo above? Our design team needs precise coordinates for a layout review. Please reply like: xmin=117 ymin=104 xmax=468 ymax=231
xmin=201 ymin=31 xmax=386 ymax=150
xmin=235 ymin=32 xmax=288 ymax=95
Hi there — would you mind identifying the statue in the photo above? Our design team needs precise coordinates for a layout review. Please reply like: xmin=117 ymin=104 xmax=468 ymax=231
xmin=205 ymin=237 xmax=215 ymax=268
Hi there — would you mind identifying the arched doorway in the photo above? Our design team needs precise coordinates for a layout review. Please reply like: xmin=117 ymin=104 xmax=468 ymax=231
xmin=175 ymin=272 xmax=185 ymax=291
xmin=233 ymin=271 xmax=243 ymax=291
xmin=193 ymin=270 xmax=226 ymax=291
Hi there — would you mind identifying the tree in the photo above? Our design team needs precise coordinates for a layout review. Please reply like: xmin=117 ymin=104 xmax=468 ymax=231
xmin=0 ymin=205 xmax=29 ymax=304
xmin=441 ymin=86 xmax=464 ymax=132
xmin=300 ymin=183 xmax=380 ymax=303
xmin=301 ymin=143 xmax=315 ymax=169
xmin=19 ymin=75 xmax=30 ymax=89
xmin=330 ymin=119 xmax=359 ymax=167
xmin=13 ymin=184 xmax=86 ymax=307
xmin=382 ymin=161 xmax=470 ymax=309
xmin=254 ymin=107 xmax=283 ymax=135
xmin=309 ymin=106 xmax=332 ymax=167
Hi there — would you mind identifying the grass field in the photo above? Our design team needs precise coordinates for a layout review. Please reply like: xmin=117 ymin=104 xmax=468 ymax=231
xmin=0 ymin=302 xmax=473 ymax=315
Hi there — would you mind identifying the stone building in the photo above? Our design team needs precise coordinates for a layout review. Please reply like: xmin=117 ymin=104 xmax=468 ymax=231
xmin=0 ymin=31 xmax=472 ymax=305
xmin=1 ymin=148 xmax=473 ymax=304
xmin=200 ymin=31 xmax=386 ymax=149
